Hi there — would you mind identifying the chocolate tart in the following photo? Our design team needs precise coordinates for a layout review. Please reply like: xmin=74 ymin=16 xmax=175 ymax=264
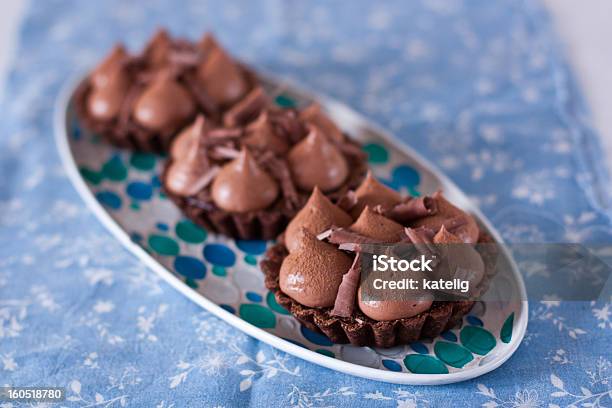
xmin=75 ymin=30 xmax=259 ymax=153
xmin=260 ymin=178 xmax=494 ymax=348
xmin=262 ymin=243 xmax=475 ymax=347
xmin=262 ymin=237 xmax=492 ymax=348
xmin=162 ymin=106 xmax=368 ymax=240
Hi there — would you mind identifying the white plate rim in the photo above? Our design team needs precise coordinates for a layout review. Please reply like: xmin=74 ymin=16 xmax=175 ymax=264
xmin=54 ymin=72 xmax=528 ymax=385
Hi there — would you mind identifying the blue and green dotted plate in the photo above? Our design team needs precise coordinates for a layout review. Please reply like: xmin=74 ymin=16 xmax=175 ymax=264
xmin=55 ymin=73 xmax=527 ymax=385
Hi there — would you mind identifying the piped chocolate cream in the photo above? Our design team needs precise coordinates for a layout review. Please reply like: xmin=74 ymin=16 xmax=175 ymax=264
xmin=143 ymin=29 xmax=172 ymax=68
xmin=196 ymin=34 xmax=250 ymax=108
xmin=165 ymin=116 xmax=218 ymax=197
xmin=349 ymin=206 xmax=405 ymax=242
xmin=288 ymin=125 xmax=349 ymax=192
xmin=170 ymin=115 xmax=203 ymax=161
xmin=87 ymin=45 xmax=130 ymax=121
xmin=211 ymin=148 xmax=279 ymax=213
xmin=357 ymin=286 xmax=433 ymax=321
xmin=90 ymin=45 xmax=129 ymax=89
xmin=411 ymin=192 xmax=479 ymax=244
xmin=243 ymin=111 xmax=289 ymax=154
xmin=433 ymin=226 xmax=485 ymax=293
xmin=299 ymin=103 xmax=344 ymax=143
xmin=279 ymin=229 xmax=352 ymax=308
xmin=350 ymin=171 xmax=402 ymax=218
xmin=284 ymin=186 xmax=353 ymax=253
xmin=133 ymin=70 xmax=196 ymax=133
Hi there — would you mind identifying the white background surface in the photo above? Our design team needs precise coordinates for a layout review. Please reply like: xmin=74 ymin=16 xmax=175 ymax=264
xmin=1 ymin=1 xmax=611 ymax=167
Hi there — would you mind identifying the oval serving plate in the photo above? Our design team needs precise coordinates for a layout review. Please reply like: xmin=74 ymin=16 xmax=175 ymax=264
xmin=54 ymin=72 xmax=527 ymax=385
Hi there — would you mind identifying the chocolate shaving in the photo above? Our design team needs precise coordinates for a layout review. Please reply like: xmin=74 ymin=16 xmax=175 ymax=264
xmin=203 ymin=127 xmax=243 ymax=145
xmin=338 ymin=243 xmax=364 ymax=252
xmin=208 ymin=127 xmax=243 ymax=138
xmin=335 ymin=190 xmax=357 ymax=212
xmin=372 ymin=205 xmax=386 ymax=215
xmin=168 ymin=49 xmax=202 ymax=67
xmin=403 ymin=226 xmax=435 ymax=243
xmin=210 ymin=146 xmax=241 ymax=160
xmin=404 ymin=227 xmax=438 ymax=259
xmin=195 ymin=145 xmax=211 ymax=169
xmin=258 ymin=153 xmax=299 ymax=208
xmin=192 ymin=118 xmax=212 ymax=167
xmin=269 ymin=109 xmax=305 ymax=143
xmin=387 ymin=196 xmax=437 ymax=223
xmin=442 ymin=215 xmax=468 ymax=232
xmin=331 ymin=253 xmax=362 ymax=318
xmin=316 ymin=229 xmax=333 ymax=240
xmin=323 ymin=228 xmax=382 ymax=247
xmin=190 ymin=165 xmax=220 ymax=193
xmin=223 ymin=87 xmax=268 ymax=127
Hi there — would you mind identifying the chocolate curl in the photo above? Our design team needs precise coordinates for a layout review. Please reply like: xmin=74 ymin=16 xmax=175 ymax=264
xmin=372 ymin=205 xmax=386 ymax=215
xmin=331 ymin=253 xmax=362 ymax=318
xmin=404 ymin=227 xmax=438 ymax=260
xmin=316 ymin=228 xmax=333 ymax=240
xmin=203 ymin=127 xmax=243 ymax=145
xmin=168 ymin=48 xmax=202 ymax=67
xmin=387 ymin=196 xmax=437 ymax=223
xmin=336 ymin=190 xmax=358 ymax=212
xmin=322 ymin=228 xmax=382 ymax=251
xmin=442 ymin=215 xmax=468 ymax=232
xmin=190 ymin=165 xmax=220 ymax=193
xmin=269 ymin=109 xmax=305 ymax=143
xmin=258 ymin=153 xmax=299 ymax=209
xmin=192 ymin=115 xmax=210 ymax=159
xmin=338 ymin=243 xmax=364 ymax=252
xmin=403 ymin=226 xmax=435 ymax=243
xmin=210 ymin=146 xmax=241 ymax=160
xmin=223 ymin=87 xmax=269 ymax=127
xmin=192 ymin=117 xmax=212 ymax=168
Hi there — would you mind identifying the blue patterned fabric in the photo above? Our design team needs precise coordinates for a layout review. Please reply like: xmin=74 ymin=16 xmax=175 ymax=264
xmin=1 ymin=0 xmax=611 ymax=406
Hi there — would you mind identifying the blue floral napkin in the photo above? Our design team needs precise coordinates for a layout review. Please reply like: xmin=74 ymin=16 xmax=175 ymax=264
xmin=1 ymin=0 xmax=610 ymax=406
